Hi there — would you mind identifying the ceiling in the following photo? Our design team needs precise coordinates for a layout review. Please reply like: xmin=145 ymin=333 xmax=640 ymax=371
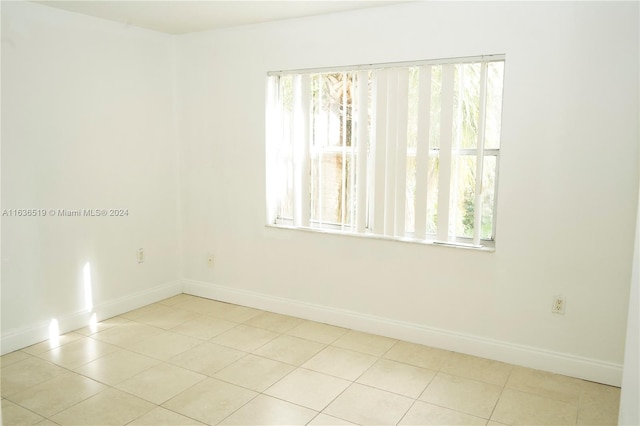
xmin=34 ymin=1 xmax=401 ymax=35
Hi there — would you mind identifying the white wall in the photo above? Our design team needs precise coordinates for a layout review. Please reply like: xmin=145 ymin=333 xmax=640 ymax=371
xmin=618 ymin=124 xmax=640 ymax=424
xmin=1 ymin=0 xmax=637 ymax=387
xmin=1 ymin=2 xmax=181 ymax=353
xmin=177 ymin=1 xmax=639 ymax=385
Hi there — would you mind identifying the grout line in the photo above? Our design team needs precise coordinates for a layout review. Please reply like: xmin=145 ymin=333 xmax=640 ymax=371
xmin=213 ymin=390 xmax=262 ymax=425
xmin=2 ymin=295 xmax=620 ymax=426
xmin=3 ymin=387 xmax=63 ymax=422
xmin=396 ymin=398 xmax=419 ymax=426
xmin=485 ymin=382 xmax=506 ymax=423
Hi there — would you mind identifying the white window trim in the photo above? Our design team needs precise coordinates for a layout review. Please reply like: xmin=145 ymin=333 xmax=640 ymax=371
xmin=265 ymin=223 xmax=496 ymax=252
xmin=267 ymin=54 xmax=505 ymax=77
xmin=266 ymin=54 xmax=505 ymax=251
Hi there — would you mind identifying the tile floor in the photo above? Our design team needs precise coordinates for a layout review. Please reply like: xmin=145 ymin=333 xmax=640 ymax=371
xmin=1 ymin=294 xmax=620 ymax=425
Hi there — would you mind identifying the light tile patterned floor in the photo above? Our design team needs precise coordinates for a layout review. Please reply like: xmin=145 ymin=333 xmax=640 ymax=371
xmin=0 ymin=294 xmax=621 ymax=425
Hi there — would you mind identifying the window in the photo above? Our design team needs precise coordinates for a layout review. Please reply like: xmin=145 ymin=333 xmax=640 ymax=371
xmin=266 ymin=55 xmax=505 ymax=249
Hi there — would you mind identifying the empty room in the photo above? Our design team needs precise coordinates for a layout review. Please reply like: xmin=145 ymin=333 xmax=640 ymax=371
xmin=1 ymin=1 xmax=639 ymax=425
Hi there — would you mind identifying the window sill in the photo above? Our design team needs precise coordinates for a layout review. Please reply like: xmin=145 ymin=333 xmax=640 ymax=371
xmin=265 ymin=224 xmax=495 ymax=252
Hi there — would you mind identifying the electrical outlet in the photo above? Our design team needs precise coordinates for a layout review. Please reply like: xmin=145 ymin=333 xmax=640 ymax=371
xmin=207 ymin=255 xmax=214 ymax=267
xmin=552 ymin=295 xmax=565 ymax=314
xmin=137 ymin=248 xmax=144 ymax=263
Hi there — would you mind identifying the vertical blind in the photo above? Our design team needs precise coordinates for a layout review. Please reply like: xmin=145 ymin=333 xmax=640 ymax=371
xmin=267 ymin=55 xmax=505 ymax=248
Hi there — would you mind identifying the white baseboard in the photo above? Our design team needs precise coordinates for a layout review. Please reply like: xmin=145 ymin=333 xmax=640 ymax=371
xmin=1 ymin=280 xmax=182 ymax=355
xmin=183 ymin=279 xmax=623 ymax=387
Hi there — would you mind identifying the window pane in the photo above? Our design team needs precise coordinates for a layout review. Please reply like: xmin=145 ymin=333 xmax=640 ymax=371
xmin=453 ymin=63 xmax=481 ymax=150
xmin=407 ymin=68 xmax=419 ymax=150
xmin=345 ymin=154 xmax=355 ymax=227
xmin=429 ymin=66 xmax=441 ymax=149
xmin=310 ymin=72 xmax=357 ymax=228
xmin=311 ymin=74 xmax=325 ymax=148
xmin=310 ymin=153 xmax=354 ymax=226
xmin=481 ymin=155 xmax=497 ymax=239
xmin=450 ymin=155 xmax=476 ymax=239
xmin=277 ymin=153 xmax=294 ymax=220
xmin=277 ymin=75 xmax=294 ymax=220
xmin=427 ymin=154 xmax=439 ymax=235
xmin=310 ymin=149 xmax=319 ymax=222
xmin=316 ymin=73 xmax=354 ymax=148
xmin=485 ymin=62 xmax=504 ymax=149
xmin=405 ymin=156 xmax=416 ymax=233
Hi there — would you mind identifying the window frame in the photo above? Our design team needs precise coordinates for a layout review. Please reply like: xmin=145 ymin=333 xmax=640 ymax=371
xmin=266 ymin=55 xmax=505 ymax=250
